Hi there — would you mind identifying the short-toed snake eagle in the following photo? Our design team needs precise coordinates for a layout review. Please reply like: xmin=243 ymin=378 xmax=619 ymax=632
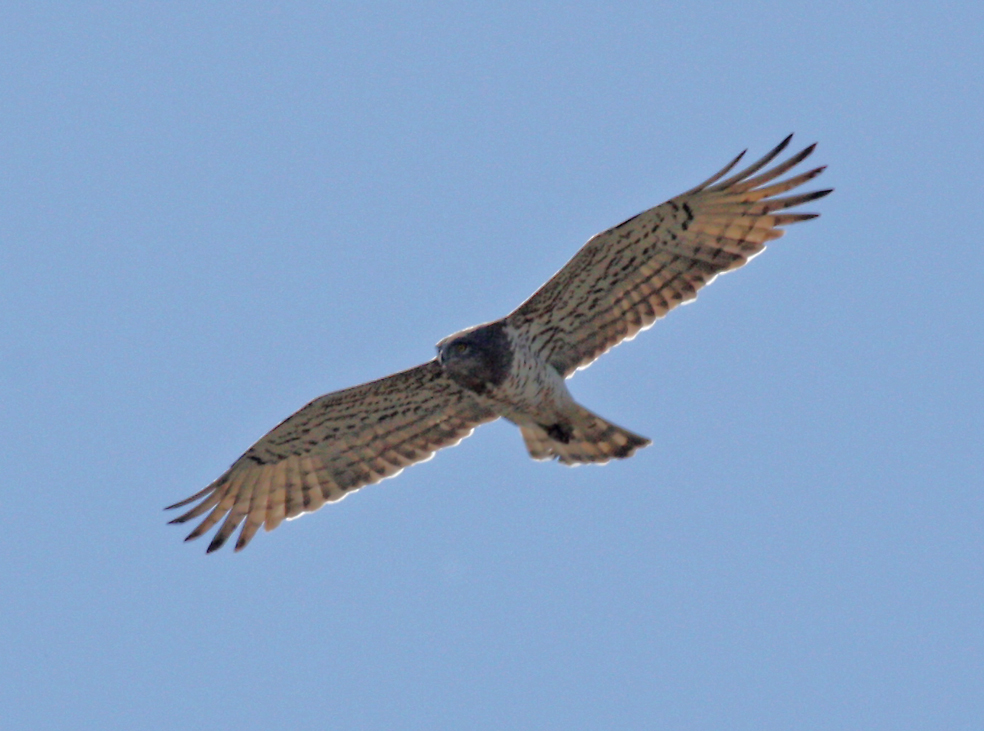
xmin=168 ymin=135 xmax=831 ymax=552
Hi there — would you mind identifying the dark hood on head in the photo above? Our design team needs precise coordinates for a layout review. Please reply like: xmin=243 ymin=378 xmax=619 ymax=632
xmin=438 ymin=320 xmax=512 ymax=394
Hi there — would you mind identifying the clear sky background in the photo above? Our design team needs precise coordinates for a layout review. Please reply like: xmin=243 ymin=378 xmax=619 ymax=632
xmin=1 ymin=3 xmax=981 ymax=730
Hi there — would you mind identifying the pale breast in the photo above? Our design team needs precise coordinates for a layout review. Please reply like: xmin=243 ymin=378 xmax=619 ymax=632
xmin=484 ymin=325 xmax=574 ymax=426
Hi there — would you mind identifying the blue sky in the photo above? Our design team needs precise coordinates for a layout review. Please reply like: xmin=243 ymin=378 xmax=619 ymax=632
xmin=1 ymin=2 xmax=981 ymax=729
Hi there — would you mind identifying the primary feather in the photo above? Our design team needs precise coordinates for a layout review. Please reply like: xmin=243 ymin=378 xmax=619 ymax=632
xmin=508 ymin=135 xmax=830 ymax=376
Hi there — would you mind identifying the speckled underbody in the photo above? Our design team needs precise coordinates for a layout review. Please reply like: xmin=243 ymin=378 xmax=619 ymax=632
xmin=437 ymin=321 xmax=650 ymax=464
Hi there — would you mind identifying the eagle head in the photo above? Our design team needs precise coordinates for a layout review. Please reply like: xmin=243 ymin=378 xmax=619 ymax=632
xmin=437 ymin=321 xmax=513 ymax=395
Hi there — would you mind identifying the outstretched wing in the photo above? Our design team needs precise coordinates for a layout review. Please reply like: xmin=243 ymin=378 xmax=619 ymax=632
xmin=167 ymin=361 xmax=497 ymax=552
xmin=508 ymin=135 xmax=832 ymax=376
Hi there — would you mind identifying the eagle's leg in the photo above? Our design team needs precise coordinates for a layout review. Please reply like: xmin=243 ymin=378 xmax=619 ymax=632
xmin=544 ymin=423 xmax=573 ymax=444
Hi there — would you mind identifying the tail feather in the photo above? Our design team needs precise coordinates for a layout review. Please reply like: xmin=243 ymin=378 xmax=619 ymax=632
xmin=520 ymin=405 xmax=650 ymax=465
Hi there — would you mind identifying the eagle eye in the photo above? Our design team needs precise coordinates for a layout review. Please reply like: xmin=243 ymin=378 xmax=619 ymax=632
xmin=453 ymin=342 xmax=470 ymax=355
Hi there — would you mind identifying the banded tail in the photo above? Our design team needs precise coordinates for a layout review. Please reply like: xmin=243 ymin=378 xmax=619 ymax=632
xmin=520 ymin=404 xmax=651 ymax=465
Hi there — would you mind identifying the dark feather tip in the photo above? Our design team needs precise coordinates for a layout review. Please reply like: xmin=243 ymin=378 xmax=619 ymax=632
xmin=206 ymin=536 xmax=226 ymax=553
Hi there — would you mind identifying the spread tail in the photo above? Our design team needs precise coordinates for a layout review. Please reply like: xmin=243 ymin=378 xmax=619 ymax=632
xmin=520 ymin=405 xmax=650 ymax=465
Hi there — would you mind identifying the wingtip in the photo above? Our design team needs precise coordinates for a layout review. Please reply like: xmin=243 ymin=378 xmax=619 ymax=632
xmin=165 ymin=483 xmax=214 ymax=510
xmin=810 ymin=188 xmax=835 ymax=202
xmin=722 ymin=147 xmax=749 ymax=174
xmin=767 ymin=134 xmax=794 ymax=160
xmin=206 ymin=537 xmax=225 ymax=553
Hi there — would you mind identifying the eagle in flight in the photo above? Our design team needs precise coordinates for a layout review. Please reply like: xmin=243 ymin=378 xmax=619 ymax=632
xmin=168 ymin=135 xmax=831 ymax=552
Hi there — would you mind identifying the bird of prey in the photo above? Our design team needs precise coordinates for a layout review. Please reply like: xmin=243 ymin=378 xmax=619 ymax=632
xmin=168 ymin=135 xmax=831 ymax=552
